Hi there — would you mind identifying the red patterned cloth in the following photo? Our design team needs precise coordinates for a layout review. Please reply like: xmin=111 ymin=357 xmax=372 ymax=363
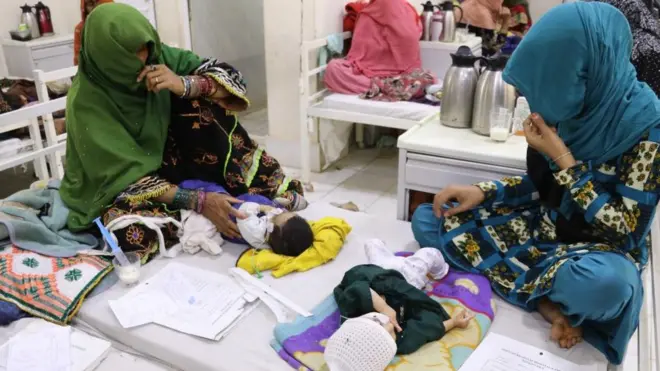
xmin=361 ymin=69 xmax=436 ymax=102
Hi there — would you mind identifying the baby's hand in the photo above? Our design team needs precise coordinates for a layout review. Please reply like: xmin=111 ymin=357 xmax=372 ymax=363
xmin=379 ymin=304 xmax=403 ymax=333
xmin=453 ymin=309 xmax=475 ymax=329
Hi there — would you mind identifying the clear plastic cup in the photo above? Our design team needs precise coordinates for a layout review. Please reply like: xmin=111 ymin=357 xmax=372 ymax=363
xmin=113 ymin=251 xmax=141 ymax=286
xmin=455 ymin=27 xmax=469 ymax=43
xmin=490 ymin=110 xmax=512 ymax=142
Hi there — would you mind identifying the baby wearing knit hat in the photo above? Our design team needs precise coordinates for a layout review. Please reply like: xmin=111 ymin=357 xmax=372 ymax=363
xmin=323 ymin=313 xmax=397 ymax=371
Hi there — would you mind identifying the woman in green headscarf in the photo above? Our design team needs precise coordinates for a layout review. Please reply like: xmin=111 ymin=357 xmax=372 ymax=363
xmin=60 ymin=3 xmax=305 ymax=260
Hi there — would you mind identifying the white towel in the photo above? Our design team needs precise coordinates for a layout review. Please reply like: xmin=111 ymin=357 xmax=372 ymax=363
xmin=176 ymin=210 xmax=224 ymax=256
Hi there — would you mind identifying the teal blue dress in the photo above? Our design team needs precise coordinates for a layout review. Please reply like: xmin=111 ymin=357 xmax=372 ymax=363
xmin=411 ymin=131 xmax=660 ymax=364
xmin=411 ymin=2 xmax=660 ymax=364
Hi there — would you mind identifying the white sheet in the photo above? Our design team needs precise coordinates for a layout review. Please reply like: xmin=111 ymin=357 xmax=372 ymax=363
xmin=317 ymin=93 xmax=438 ymax=122
xmin=76 ymin=202 xmax=612 ymax=371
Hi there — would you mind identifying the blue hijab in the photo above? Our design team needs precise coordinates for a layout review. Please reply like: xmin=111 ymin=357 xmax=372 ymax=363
xmin=503 ymin=2 xmax=660 ymax=166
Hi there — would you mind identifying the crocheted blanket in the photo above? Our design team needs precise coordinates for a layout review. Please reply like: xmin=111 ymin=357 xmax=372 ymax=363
xmin=271 ymin=266 xmax=495 ymax=370
xmin=0 ymin=244 xmax=112 ymax=324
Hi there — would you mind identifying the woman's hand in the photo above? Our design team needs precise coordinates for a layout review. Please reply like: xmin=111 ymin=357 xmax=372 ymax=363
xmin=523 ymin=114 xmax=576 ymax=169
xmin=202 ymin=193 xmax=247 ymax=239
xmin=137 ymin=64 xmax=185 ymax=96
xmin=432 ymin=185 xmax=485 ymax=218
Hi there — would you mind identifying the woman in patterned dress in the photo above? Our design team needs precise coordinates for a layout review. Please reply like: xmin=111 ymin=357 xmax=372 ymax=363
xmin=60 ymin=3 xmax=305 ymax=260
xmin=594 ymin=0 xmax=660 ymax=95
xmin=411 ymin=3 xmax=660 ymax=365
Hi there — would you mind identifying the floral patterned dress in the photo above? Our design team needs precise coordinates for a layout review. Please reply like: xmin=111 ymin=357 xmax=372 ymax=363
xmin=415 ymin=130 xmax=660 ymax=308
xmin=101 ymin=60 xmax=304 ymax=262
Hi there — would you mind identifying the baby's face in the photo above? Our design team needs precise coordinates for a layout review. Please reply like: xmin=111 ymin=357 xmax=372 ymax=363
xmin=272 ymin=211 xmax=296 ymax=227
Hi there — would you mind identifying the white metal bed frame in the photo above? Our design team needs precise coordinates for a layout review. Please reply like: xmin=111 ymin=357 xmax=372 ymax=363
xmin=298 ymin=32 xmax=439 ymax=183
xmin=33 ymin=66 xmax=78 ymax=180
xmin=0 ymin=98 xmax=67 ymax=179
xmin=637 ymin=214 xmax=660 ymax=371
xmin=0 ymin=66 xmax=76 ymax=182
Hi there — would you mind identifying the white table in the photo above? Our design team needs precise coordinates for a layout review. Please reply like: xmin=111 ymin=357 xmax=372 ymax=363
xmin=396 ymin=121 xmax=528 ymax=220
xmin=2 ymin=34 xmax=74 ymax=78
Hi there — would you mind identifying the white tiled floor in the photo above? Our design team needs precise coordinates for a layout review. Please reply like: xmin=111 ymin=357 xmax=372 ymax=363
xmin=284 ymin=147 xmax=400 ymax=219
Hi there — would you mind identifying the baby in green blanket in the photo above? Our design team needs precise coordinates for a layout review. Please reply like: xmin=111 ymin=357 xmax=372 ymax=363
xmin=323 ymin=264 xmax=473 ymax=371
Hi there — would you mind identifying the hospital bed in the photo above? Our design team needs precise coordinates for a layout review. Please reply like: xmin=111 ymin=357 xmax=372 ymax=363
xmin=298 ymin=32 xmax=439 ymax=184
xmin=74 ymin=202 xmax=650 ymax=371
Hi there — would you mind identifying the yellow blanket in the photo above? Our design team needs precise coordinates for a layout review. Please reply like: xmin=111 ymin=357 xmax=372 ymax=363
xmin=236 ymin=217 xmax=351 ymax=278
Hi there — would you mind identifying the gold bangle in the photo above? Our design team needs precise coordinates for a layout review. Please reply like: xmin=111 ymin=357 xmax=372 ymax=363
xmin=553 ymin=151 xmax=572 ymax=163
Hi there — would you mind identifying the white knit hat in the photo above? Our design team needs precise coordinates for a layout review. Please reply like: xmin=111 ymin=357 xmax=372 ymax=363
xmin=324 ymin=313 xmax=397 ymax=371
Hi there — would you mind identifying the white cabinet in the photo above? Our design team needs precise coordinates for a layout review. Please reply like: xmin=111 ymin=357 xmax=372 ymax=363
xmin=396 ymin=122 xmax=528 ymax=220
xmin=2 ymin=34 xmax=74 ymax=78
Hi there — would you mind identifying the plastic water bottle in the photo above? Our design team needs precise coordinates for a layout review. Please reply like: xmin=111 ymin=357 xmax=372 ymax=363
xmin=512 ymin=97 xmax=530 ymax=136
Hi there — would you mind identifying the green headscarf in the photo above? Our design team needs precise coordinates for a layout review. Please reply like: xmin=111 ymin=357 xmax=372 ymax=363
xmin=60 ymin=3 xmax=202 ymax=231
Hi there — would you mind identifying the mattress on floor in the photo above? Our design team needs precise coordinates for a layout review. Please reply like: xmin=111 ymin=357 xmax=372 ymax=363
xmin=315 ymin=93 xmax=438 ymax=122
xmin=76 ymin=202 xmax=611 ymax=371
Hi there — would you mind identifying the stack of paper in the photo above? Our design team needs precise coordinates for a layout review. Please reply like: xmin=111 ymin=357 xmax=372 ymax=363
xmin=461 ymin=333 xmax=587 ymax=371
xmin=0 ymin=320 xmax=111 ymax=371
xmin=110 ymin=263 xmax=255 ymax=340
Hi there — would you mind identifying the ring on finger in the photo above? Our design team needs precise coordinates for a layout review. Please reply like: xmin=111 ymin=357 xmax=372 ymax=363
xmin=150 ymin=65 xmax=156 ymax=71
xmin=155 ymin=77 xmax=160 ymax=84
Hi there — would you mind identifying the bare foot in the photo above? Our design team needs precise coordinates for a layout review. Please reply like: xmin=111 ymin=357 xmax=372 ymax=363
xmin=550 ymin=315 xmax=583 ymax=349
xmin=538 ymin=297 xmax=583 ymax=349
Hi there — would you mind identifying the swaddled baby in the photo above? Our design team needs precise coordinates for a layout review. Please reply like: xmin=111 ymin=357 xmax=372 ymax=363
xmin=179 ymin=180 xmax=313 ymax=257
xmin=323 ymin=241 xmax=472 ymax=371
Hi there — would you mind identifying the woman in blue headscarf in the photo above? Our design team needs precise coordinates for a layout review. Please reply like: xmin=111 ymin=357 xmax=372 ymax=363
xmin=411 ymin=2 xmax=660 ymax=364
